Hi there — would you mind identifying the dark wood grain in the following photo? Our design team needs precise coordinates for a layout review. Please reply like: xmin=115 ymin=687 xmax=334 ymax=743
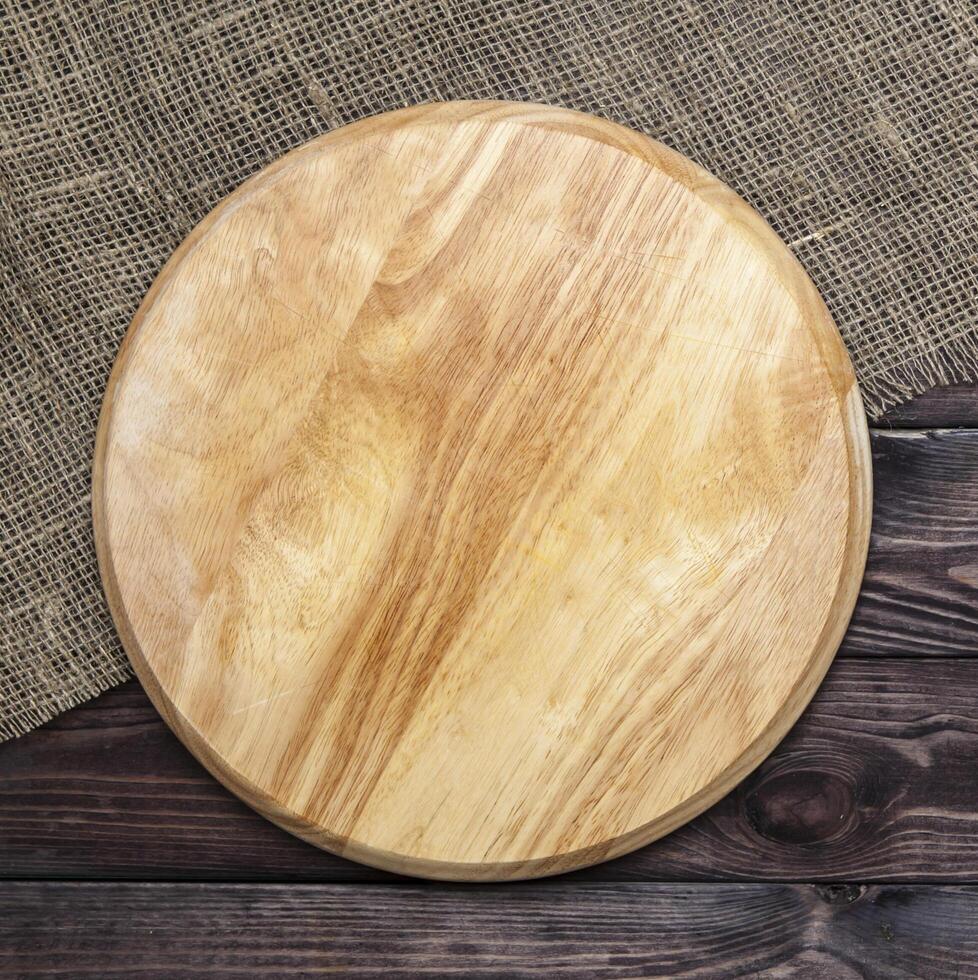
xmin=3 ymin=659 xmax=978 ymax=883
xmin=877 ymin=384 xmax=978 ymax=428
xmin=1 ymin=881 xmax=975 ymax=978
xmin=842 ymin=429 xmax=978 ymax=657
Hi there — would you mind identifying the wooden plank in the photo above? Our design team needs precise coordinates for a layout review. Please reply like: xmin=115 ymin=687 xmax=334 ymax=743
xmin=1 ymin=881 xmax=976 ymax=977
xmin=4 ymin=659 xmax=978 ymax=883
xmin=877 ymin=384 xmax=978 ymax=428
xmin=842 ymin=429 xmax=978 ymax=657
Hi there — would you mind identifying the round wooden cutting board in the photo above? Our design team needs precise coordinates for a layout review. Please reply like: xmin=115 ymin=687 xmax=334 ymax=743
xmin=94 ymin=101 xmax=871 ymax=881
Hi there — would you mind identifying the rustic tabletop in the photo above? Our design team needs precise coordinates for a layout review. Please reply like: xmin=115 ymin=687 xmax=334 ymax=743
xmin=2 ymin=384 xmax=977 ymax=977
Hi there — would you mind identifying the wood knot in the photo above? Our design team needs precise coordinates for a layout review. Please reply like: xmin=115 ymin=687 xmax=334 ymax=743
xmin=745 ymin=769 xmax=855 ymax=845
xmin=814 ymin=884 xmax=865 ymax=906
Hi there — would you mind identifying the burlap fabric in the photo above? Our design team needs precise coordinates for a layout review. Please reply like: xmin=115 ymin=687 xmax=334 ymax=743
xmin=2 ymin=1 xmax=976 ymax=740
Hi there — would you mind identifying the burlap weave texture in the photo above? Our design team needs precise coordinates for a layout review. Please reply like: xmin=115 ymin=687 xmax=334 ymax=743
xmin=2 ymin=0 xmax=976 ymax=738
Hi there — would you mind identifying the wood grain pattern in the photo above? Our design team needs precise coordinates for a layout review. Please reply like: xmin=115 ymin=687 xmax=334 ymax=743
xmin=843 ymin=430 xmax=978 ymax=657
xmin=3 ymin=882 xmax=977 ymax=978
xmin=93 ymin=100 xmax=871 ymax=879
xmin=878 ymin=384 xmax=978 ymax=428
xmin=7 ymin=658 xmax=978 ymax=883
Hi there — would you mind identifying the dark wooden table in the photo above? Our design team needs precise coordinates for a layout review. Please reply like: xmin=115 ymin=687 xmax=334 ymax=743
xmin=3 ymin=385 xmax=978 ymax=978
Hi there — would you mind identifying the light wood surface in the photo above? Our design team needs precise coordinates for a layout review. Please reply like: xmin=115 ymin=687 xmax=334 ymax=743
xmin=93 ymin=100 xmax=871 ymax=880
